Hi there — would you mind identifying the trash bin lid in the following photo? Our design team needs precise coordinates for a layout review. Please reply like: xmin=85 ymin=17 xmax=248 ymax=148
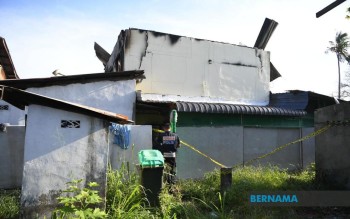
xmin=138 ymin=149 xmax=164 ymax=167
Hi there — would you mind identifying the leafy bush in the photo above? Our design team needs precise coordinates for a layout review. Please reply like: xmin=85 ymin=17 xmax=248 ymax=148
xmin=52 ymin=179 xmax=107 ymax=219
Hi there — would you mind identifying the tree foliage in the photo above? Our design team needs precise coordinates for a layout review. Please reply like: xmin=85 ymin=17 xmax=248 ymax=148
xmin=326 ymin=31 xmax=350 ymax=99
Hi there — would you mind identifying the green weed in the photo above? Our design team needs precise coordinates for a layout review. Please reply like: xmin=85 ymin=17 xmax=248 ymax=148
xmin=106 ymin=164 xmax=152 ymax=219
xmin=0 ymin=163 xmax=319 ymax=218
xmin=0 ymin=189 xmax=20 ymax=219
xmin=52 ymin=179 xmax=107 ymax=219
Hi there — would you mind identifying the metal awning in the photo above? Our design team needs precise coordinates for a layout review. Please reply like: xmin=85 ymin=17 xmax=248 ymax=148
xmin=175 ymin=102 xmax=306 ymax=116
xmin=137 ymin=92 xmax=307 ymax=116
xmin=137 ymin=94 xmax=307 ymax=116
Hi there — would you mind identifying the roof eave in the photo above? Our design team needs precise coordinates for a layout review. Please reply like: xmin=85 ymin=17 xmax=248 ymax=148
xmin=0 ymin=70 xmax=144 ymax=89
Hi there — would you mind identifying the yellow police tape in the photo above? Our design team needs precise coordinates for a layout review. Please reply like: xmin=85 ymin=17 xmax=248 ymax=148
xmin=235 ymin=124 xmax=332 ymax=168
xmin=180 ymin=140 xmax=228 ymax=168
xmin=153 ymin=124 xmax=332 ymax=169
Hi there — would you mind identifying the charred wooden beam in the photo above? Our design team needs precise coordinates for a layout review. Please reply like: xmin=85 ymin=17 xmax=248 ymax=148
xmin=94 ymin=42 xmax=111 ymax=66
xmin=316 ymin=0 xmax=347 ymax=18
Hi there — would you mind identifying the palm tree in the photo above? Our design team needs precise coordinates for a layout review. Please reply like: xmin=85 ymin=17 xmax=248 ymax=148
xmin=326 ymin=32 xmax=350 ymax=99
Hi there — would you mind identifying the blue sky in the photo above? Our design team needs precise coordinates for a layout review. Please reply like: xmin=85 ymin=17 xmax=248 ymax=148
xmin=1 ymin=0 xmax=349 ymax=97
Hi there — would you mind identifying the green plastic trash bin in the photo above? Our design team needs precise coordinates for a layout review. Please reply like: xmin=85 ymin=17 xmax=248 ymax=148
xmin=138 ymin=149 xmax=164 ymax=207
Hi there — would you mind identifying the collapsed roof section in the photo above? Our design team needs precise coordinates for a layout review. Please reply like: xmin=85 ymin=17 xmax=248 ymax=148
xmin=94 ymin=42 xmax=111 ymax=68
xmin=0 ymin=37 xmax=19 ymax=79
xmin=254 ymin=18 xmax=281 ymax=81
xmin=0 ymin=85 xmax=132 ymax=124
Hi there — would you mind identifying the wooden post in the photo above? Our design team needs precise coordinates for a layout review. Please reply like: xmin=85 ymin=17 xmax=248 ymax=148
xmin=220 ymin=167 xmax=232 ymax=194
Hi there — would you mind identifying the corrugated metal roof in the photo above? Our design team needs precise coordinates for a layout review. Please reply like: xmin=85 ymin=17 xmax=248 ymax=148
xmin=269 ymin=91 xmax=309 ymax=111
xmin=175 ymin=102 xmax=306 ymax=116
xmin=0 ymin=70 xmax=144 ymax=89
xmin=0 ymin=37 xmax=18 ymax=79
xmin=269 ymin=90 xmax=340 ymax=113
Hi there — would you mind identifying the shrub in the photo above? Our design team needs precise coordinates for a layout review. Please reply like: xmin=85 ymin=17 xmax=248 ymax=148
xmin=52 ymin=179 xmax=107 ymax=219
xmin=0 ymin=189 xmax=20 ymax=219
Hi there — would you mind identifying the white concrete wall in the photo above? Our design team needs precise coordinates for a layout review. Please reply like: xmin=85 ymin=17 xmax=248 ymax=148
xmin=0 ymin=125 xmax=25 ymax=189
xmin=27 ymin=80 xmax=136 ymax=119
xmin=315 ymin=103 xmax=350 ymax=189
xmin=177 ymin=126 xmax=244 ymax=179
xmin=177 ymin=126 xmax=313 ymax=178
xmin=302 ymin=128 xmax=315 ymax=168
xmin=21 ymin=105 xmax=110 ymax=217
xmin=124 ymin=29 xmax=270 ymax=105
xmin=0 ymin=100 xmax=25 ymax=125
xmin=109 ymin=125 xmax=152 ymax=171
xmin=243 ymin=127 xmax=301 ymax=169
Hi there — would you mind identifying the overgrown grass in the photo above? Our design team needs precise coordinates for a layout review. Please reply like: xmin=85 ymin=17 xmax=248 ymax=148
xmin=178 ymin=164 xmax=317 ymax=218
xmin=106 ymin=163 xmax=154 ymax=218
xmin=0 ymin=164 xmax=320 ymax=218
xmin=0 ymin=189 xmax=20 ymax=219
xmin=106 ymin=163 xmax=317 ymax=218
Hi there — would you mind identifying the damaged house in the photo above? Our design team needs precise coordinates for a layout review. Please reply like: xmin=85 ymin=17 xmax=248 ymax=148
xmin=0 ymin=71 xmax=154 ymax=217
xmin=0 ymin=85 xmax=132 ymax=217
xmin=0 ymin=27 xmax=341 ymax=216
xmin=96 ymin=28 xmax=322 ymax=178
xmin=0 ymin=71 xmax=153 ymax=187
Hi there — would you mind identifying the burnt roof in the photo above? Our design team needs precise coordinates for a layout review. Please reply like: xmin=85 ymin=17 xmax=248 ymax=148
xmin=0 ymin=85 xmax=132 ymax=124
xmin=0 ymin=37 xmax=18 ymax=79
xmin=0 ymin=70 xmax=144 ymax=89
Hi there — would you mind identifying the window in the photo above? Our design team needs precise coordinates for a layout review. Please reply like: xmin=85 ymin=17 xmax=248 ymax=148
xmin=61 ymin=120 xmax=80 ymax=128
xmin=0 ymin=105 xmax=9 ymax=110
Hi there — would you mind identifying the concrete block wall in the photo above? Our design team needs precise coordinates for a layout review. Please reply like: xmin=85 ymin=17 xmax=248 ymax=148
xmin=27 ymin=80 xmax=136 ymax=119
xmin=177 ymin=126 xmax=314 ymax=179
xmin=177 ymin=127 xmax=243 ymax=179
xmin=0 ymin=125 xmax=25 ymax=189
xmin=109 ymin=125 xmax=153 ymax=171
xmin=0 ymin=100 xmax=25 ymax=125
xmin=315 ymin=103 xmax=350 ymax=189
xmin=21 ymin=105 xmax=110 ymax=217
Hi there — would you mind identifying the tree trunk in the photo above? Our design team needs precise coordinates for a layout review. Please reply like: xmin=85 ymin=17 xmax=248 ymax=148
xmin=337 ymin=55 xmax=341 ymax=99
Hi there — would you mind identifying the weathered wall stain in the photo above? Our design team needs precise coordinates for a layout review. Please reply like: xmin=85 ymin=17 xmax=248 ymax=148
xmin=22 ymin=190 xmax=61 ymax=218
xmin=21 ymin=107 xmax=111 ymax=217
xmin=150 ymin=31 xmax=181 ymax=45
xmin=221 ymin=61 xmax=258 ymax=68
xmin=138 ymin=31 xmax=149 ymax=70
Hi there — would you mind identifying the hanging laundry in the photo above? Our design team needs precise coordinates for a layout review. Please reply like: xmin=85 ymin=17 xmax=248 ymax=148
xmin=110 ymin=123 xmax=131 ymax=149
